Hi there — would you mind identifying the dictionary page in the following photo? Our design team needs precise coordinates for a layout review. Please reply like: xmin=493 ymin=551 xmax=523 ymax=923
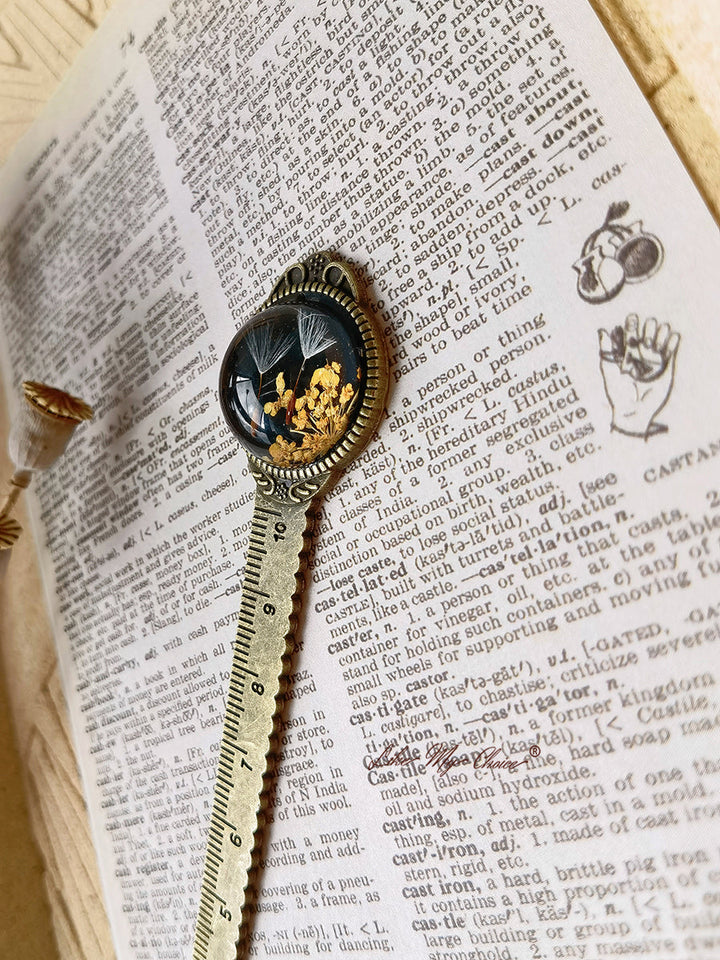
xmin=1 ymin=0 xmax=720 ymax=958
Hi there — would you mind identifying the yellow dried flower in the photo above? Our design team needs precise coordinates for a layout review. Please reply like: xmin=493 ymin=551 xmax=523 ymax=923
xmin=264 ymin=362 xmax=360 ymax=466
xmin=318 ymin=366 xmax=339 ymax=390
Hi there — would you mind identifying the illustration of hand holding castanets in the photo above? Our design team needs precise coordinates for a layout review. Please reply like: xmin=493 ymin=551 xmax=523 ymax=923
xmin=598 ymin=314 xmax=680 ymax=439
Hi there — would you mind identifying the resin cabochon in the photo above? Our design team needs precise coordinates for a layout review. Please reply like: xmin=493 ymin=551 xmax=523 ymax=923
xmin=220 ymin=293 xmax=367 ymax=469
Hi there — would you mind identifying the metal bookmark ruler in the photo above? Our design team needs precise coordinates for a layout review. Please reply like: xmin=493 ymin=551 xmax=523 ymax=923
xmin=192 ymin=252 xmax=388 ymax=960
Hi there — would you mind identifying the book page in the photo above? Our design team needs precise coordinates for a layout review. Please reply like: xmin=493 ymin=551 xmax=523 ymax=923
xmin=1 ymin=0 xmax=719 ymax=958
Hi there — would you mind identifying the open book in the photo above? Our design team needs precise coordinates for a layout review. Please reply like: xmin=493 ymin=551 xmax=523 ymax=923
xmin=1 ymin=0 xmax=720 ymax=957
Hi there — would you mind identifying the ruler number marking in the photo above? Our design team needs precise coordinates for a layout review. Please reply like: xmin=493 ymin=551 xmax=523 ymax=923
xmin=194 ymin=500 xmax=303 ymax=958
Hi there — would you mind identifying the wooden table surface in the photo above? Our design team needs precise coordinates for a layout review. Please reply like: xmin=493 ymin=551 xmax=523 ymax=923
xmin=0 ymin=2 xmax=717 ymax=959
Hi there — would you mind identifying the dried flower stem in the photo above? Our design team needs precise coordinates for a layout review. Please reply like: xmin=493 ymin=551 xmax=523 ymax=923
xmin=0 ymin=470 xmax=31 ymax=520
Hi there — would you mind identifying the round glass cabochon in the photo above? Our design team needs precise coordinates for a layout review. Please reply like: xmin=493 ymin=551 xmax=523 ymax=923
xmin=220 ymin=293 xmax=367 ymax=469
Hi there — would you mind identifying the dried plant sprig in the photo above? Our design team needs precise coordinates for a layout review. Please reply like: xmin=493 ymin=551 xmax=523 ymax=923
xmin=0 ymin=515 xmax=21 ymax=579
xmin=23 ymin=381 xmax=93 ymax=422
xmin=0 ymin=515 xmax=21 ymax=549
xmin=265 ymin=361 xmax=356 ymax=466
xmin=1 ymin=381 xmax=93 ymax=521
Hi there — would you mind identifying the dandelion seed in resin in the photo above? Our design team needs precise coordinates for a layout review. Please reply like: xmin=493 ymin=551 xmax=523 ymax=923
xmin=245 ymin=323 xmax=294 ymax=375
xmin=298 ymin=309 xmax=335 ymax=360
xmin=244 ymin=324 xmax=293 ymax=433
xmin=287 ymin=309 xmax=337 ymax=423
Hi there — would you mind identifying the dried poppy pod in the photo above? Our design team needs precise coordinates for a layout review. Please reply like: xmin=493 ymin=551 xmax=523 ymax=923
xmin=0 ymin=514 xmax=22 ymax=579
xmin=1 ymin=381 xmax=93 ymax=521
